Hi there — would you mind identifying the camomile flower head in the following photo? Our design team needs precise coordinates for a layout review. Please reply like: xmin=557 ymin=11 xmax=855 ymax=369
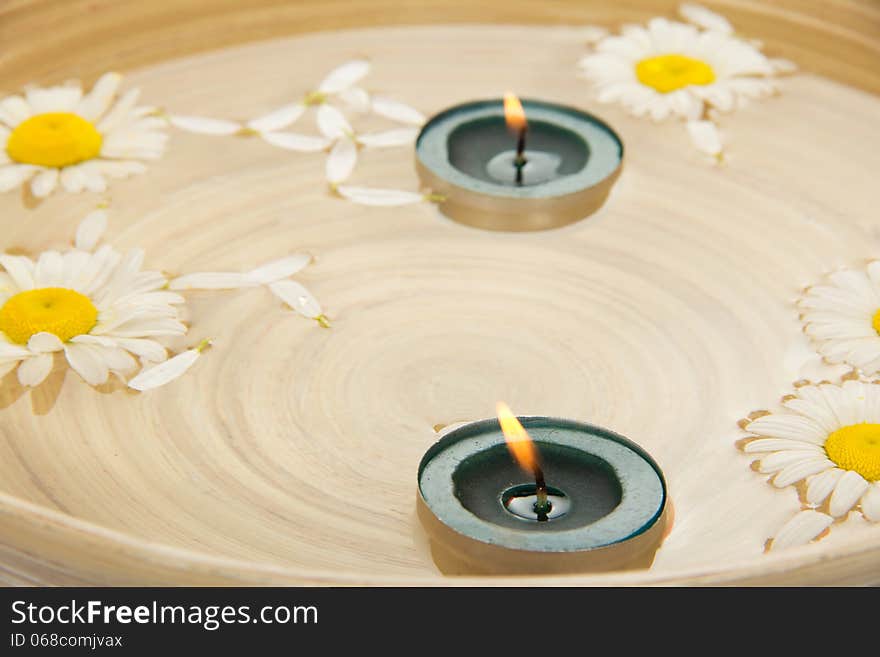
xmin=799 ymin=262 xmax=880 ymax=376
xmin=743 ymin=380 xmax=880 ymax=548
xmin=0 ymin=214 xmax=185 ymax=387
xmin=0 ymin=73 xmax=168 ymax=198
xmin=578 ymin=16 xmax=779 ymax=123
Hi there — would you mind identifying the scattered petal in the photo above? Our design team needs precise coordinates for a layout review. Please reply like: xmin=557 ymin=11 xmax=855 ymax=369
xmin=336 ymin=185 xmax=425 ymax=206
xmin=325 ymin=138 xmax=358 ymax=184
xmin=269 ymin=280 xmax=323 ymax=319
xmin=357 ymin=127 xmax=419 ymax=148
xmin=169 ymin=115 xmax=241 ymax=135
xmin=686 ymin=120 xmax=723 ymax=157
xmin=337 ymin=87 xmax=371 ymax=113
xmin=246 ymin=255 xmax=311 ymax=284
xmin=246 ymin=102 xmax=306 ymax=132
xmin=128 ymin=340 xmax=209 ymax=391
xmin=318 ymin=59 xmax=370 ymax=94
xmin=770 ymin=510 xmax=833 ymax=551
xmin=260 ymin=132 xmax=331 ymax=152
xmin=370 ymin=96 xmax=426 ymax=125
xmin=75 ymin=209 xmax=108 ymax=251
xmin=316 ymin=104 xmax=352 ymax=140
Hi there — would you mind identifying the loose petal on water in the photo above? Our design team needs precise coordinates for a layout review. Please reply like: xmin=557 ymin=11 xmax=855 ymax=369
xmin=246 ymin=102 xmax=306 ymax=133
xmin=357 ymin=128 xmax=419 ymax=148
xmin=75 ymin=209 xmax=109 ymax=251
xmin=336 ymin=185 xmax=425 ymax=206
xmin=169 ymin=115 xmax=241 ymax=135
xmin=260 ymin=132 xmax=331 ymax=152
xmin=168 ymin=272 xmax=254 ymax=290
xmin=318 ymin=59 xmax=370 ymax=94
xmin=316 ymin=104 xmax=352 ymax=139
xmin=686 ymin=120 xmax=723 ymax=157
xmin=325 ymin=138 xmax=358 ymax=184
xmin=128 ymin=344 xmax=206 ymax=391
xmin=770 ymin=510 xmax=833 ymax=551
xmin=370 ymin=96 xmax=426 ymax=125
xmin=269 ymin=280 xmax=322 ymax=318
xmin=246 ymin=255 xmax=312 ymax=284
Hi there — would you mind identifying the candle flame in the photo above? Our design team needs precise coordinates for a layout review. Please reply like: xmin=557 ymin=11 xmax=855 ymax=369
xmin=503 ymin=92 xmax=527 ymax=134
xmin=496 ymin=401 xmax=540 ymax=474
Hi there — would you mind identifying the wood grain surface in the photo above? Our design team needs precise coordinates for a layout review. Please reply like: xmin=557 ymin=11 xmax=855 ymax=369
xmin=0 ymin=2 xmax=879 ymax=585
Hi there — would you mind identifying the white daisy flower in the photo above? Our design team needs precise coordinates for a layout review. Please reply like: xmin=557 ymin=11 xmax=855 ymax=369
xmin=742 ymin=380 xmax=880 ymax=549
xmin=0 ymin=73 xmax=168 ymax=197
xmin=578 ymin=17 xmax=782 ymax=123
xmin=170 ymin=59 xmax=372 ymax=141
xmin=0 ymin=219 xmax=186 ymax=388
xmin=799 ymin=263 xmax=880 ymax=376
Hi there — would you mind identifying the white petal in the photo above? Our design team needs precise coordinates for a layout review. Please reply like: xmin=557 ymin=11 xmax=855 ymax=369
xmin=316 ymin=104 xmax=352 ymax=139
xmin=27 ymin=332 xmax=64 ymax=353
xmin=318 ymin=59 xmax=370 ymax=94
xmin=269 ymin=280 xmax=323 ymax=318
xmin=773 ymin=456 xmax=834 ymax=488
xmin=246 ymin=255 xmax=311 ymax=284
xmin=96 ymin=88 xmax=141 ymax=133
xmin=167 ymin=272 xmax=255 ymax=290
xmin=60 ymin=165 xmax=88 ymax=193
xmin=743 ymin=438 xmax=822 ymax=454
xmin=325 ymin=138 xmax=357 ymax=184
xmin=111 ymin=337 xmax=167 ymax=363
xmin=63 ymin=343 xmax=109 ymax=385
xmin=0 ymin=96 xmax=32 ymax=128
xmin=169 ymin=115 xmax=241 ymax=135
xmin=336 ymin=185 xmax=425 ymax=206
xmin=828 ymin=470 xmax=870 ymax=517
xmin=769 ymin=58 xmax=798 ymax=74
xmin=337 ymin=87 xmax=371 ymax=113
xmin=686 ymin=120 xmax=722 ymax=157
xmin=33 ymin=250 xmax=64 ymax=287
xmin=29 ymin=168 xmax=59 ymax=198
xmin=862 ymin=484 xmax=880 ymax=521
xmin=679 ymin=3 xmax=733 ymax=34
xmin=806 ymin=468 xmax=845 ymax=506
xmin=0 ymin=340 xmax=31 ymax=359
xmin=770 ymin=511 xmax=833 ymax=551
xmin=128 ymin=347 xmax=202 ymax=391
xmin=246 ymin=103 xmax=306 ymax=132
xmin=16 ymin=354 xmax=54 ymax=387
xmin=260 ymin=132 xmax=331 ymax=152
xmin=0 ymin=164 xmax=38 ymax=192
xmin=0 ymin=254 xmax=35 ymax=290
xmin=759 ymin=449 xmax=820 ymax=474
xmin=747 ymin=414 xmax=827 ymax=444
xmin=357 ymin=127 xmax=419 ymax=148
xmin=25 ymin=85 xmax=83 ymax=114
xmin=76 ymin=72 xmax=123 ymax=121
xmin=370 ymin=96 xmax=426 ymax=125
xmin=0 ymin=361 xmax=18 ymax=379
xmin=75 ymin=209 xmax=108 ymax=251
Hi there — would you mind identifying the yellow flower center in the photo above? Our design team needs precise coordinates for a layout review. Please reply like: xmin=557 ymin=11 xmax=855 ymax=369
xmin=635 ymin=54 xmax=716 ymax=93
xmin=6 ymin=112 xmax=102 ymax=168
xmin=0 ymin=288 xmax=98 ymax=344
xmin=825 ymin=423 xmax=880 ymax=481
xmin=872 ymin=309 xmax=880 ymax=336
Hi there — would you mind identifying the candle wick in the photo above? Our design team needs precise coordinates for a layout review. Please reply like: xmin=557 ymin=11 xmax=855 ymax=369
xmin=533 ymin=464 xmax=551 ymax=521
xmin=514 ymin=127 xmax=527 ymax=186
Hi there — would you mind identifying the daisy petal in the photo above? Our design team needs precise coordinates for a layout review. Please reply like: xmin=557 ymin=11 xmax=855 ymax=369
xmin=128 ymin=346 xmax=203 ymax=391
xmin=770 ymin=510 xmax=833 ymax=551
xmin=169 ymin=115 xmax=241 ymax=136
xmin=318 ymin=59 xmax=370 ymax=94
xmin=828 ymin=470 xmax=869 ymax=517
xmin=862 ymin=484 xmax=880 ymax=522
xmin=260 ymin=132 xmax=331 ymax=152
xmin=769 ymin=58 xmax=798 ymax=74
xmin=63 ymin=343 xmax=109 ymax=385
xmin=806 ymin=468 xmax=845 ymax=506
xmin=29 ymin=169 xmax=59 ymax=198
xmin=773 ymin=456 xmax=834 ymax=488
xmin=268 ymin=280 xmax=323 ymax=318
xmin=686 ymin=120 xmax=722 ymax=157
xmin=75 ymin=72 xmax=123 ymax=121
xmin=337 ymin=87 xmax=371 ymax=113
xmin=16 ymin=354 xmax=54 ymax=387
xmin=96 ymin=88 xmax=141 ymax=132
xmin=0 ymin=164 xmax=38 ymax=192
xmin=167 ymin=272 xmax=254 ymax=290
xmin=0 ymin=96 xmax=31 ymax=128
xmin=325 ymin=138 xmax=357 ymax=184
xmin=357 ymin=128 xmax=419 ymax=148
xmin=743 ymin=438 xmax=823 ymax=454
xmin=336 ymin=185 xmax=425 ymax=206
xmin=60 ymin=165 xmax=88 ymax=193
xmin=27 ymin=332 xmax=64 ymax=353
xmin=747 ymin=414 xmax=826 ymax=444
xmin=370 ymin=96 xmax=426 ymax=125
xmin=316 ymin=104 xmax=352 ymax=139
xmin=246 ymin=103 xmax=306 ymax=133
xmin=75 ymin=209 xmax=108 ymax=251
xmin=111 ymin=337 xmax=167 ymax=363
xmin=0 ymin=254 xmax=35 ymax=290
xmin=245 ymin=255 xmax=311 ymax=284
xmin=679 ymin=3 xmax=733 ymax=34
xmin=25 ymin=85 xmax=83 ymax=114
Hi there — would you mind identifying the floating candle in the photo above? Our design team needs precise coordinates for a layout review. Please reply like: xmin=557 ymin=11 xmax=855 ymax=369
xmin=415 ymin=97 xmax=623 ymax=231
xmin=417 ymin=411 xmax=669 ymax=575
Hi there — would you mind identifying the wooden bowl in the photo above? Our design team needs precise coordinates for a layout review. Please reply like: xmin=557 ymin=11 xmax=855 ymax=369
xmin=1 ymin=0 xmax=879 ymax=585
